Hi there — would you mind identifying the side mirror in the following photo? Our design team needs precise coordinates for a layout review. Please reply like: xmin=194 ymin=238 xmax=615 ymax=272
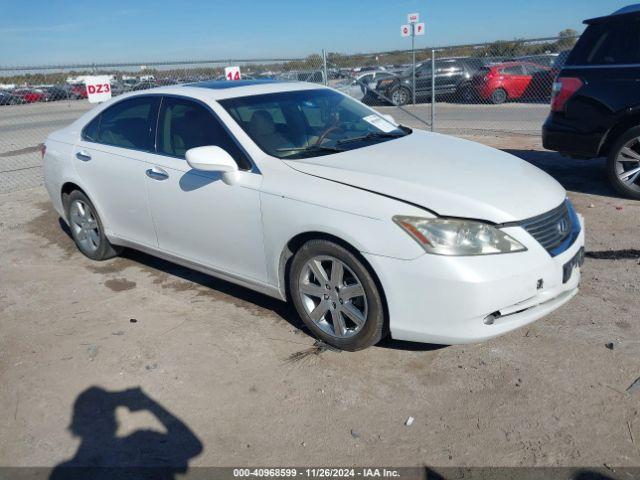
xmin=185 ymin=146 xmax=238 ymax=173
xmin=382 ymin=114 xmax=397 ymax=126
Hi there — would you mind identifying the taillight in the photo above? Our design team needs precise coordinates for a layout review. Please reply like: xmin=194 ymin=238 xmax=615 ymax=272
xmin=40 ymin=144 xmax=46 ymax=159
xmin=551 ymin=77 xmax=583 ymax=112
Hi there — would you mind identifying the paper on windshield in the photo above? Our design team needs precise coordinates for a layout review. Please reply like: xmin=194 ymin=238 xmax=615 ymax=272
xmin=363 ymin=114 xmax=396 ymax=133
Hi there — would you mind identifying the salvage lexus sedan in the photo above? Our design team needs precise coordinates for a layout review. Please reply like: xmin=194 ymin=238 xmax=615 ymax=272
xmin=43 ymin=80 xmax=585 ymax=351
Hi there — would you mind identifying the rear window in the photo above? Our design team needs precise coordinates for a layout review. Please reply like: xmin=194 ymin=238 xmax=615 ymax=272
xmin=567 ymin=19 xmax=640 ymax=65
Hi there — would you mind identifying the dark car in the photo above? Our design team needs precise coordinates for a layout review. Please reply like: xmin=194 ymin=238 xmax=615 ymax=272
xmin=374 ymin=58 xmax=485 ymax=105
xmin=42 ymin=85 xmax=71 ymax=101
xmin=0 ymin=90 xmax=26 ymax=105
xmin=543 ymin=4 xmax=640 ymax=199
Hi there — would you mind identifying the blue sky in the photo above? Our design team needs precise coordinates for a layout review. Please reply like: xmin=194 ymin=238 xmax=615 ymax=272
xmin=0 ymin=0 xmax=630 ymax=65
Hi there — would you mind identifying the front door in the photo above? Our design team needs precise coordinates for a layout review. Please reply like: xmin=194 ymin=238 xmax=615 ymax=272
xmin=145 ymin=96 xmax=267 ymax=282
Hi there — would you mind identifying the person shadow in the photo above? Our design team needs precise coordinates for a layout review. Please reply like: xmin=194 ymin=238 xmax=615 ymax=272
xmin=50 ymin=386 xmax=203 ymax=480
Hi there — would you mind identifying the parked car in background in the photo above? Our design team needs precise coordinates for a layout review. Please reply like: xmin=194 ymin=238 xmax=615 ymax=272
xmin=514 ymin=53 xmax=560 ymax=68
xmin=42 ymin=85 xmax=71 ymax=101
xmin=43 ymin=80 xmax=584 ymax=351
xmin=13 ymin=88 xmax=48 ymax=103
xmin=336 ymin=71 xmax=395 ymax=101
xmin=278 ymin=70 xmax=326 ymax=83
xmin=69 ymin=84 xmax=88 ymax=99
xmin=131 ymin=80 xmax=158 ymax=91
xmin=543 ymin=4 xmax=640 ymax=199
xmin=471 ymin=61 xmax=554 ymax=104
xmin=0 ymin=90 xmax=27 ymax=105
xmin=374 ymin=58 xmax=485 ymax=105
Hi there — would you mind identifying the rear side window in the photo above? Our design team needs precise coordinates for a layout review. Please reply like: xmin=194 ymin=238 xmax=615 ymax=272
xmin=567 ymin=20 xmax=640 ymax=65
xmin=523 ymin=64 xmax=547 ymax=74
xmin=501 ymin=65 xmax=525 ymax=75
xmin=90 ymin=97 xmax=159 ymax=151
xmin=157 ymin=96 xmax=250 ymax=169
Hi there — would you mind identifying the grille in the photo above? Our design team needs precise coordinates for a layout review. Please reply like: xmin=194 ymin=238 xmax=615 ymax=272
xmin=519 ymin=200 xmax=576 ymax=256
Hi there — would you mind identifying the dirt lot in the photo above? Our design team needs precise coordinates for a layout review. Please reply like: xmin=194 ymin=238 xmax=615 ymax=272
xmin=0 ymin=133 xmax=639 ymax=473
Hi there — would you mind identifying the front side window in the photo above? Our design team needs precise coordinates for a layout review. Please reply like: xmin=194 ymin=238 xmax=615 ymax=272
xmin=95 ymin=96 xmax=159 ymax=151
xmin=82 ymin=115 xmax=100 ymax=142
xmin=157 ymin=96 xmax=250 ymax=169
xmin=219 ymin=89 xmax=408 ymax=159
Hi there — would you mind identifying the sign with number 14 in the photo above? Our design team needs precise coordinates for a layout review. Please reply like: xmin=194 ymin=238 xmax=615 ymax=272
xmin=224 ymin=66 xmax=242 ymax=81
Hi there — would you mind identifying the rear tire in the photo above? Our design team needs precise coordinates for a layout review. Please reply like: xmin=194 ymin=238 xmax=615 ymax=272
xmin=289 ymin=239 xmax=386 ymax=351
xmin=490 ymin=88 xmax=507 ymax=104
xmin=64 ymin=190 xmax=122 ymax=260
xmin=607 ymin=126 xmax=640 ymax=200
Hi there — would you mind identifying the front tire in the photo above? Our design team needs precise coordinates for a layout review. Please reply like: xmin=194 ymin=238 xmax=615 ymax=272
xmin=65 ymin=190 xmax=121 ymax=260
xmin=607 ymin=126 xmax=640 ymax=200
xmin=390 ymin=86 xmax=411 ymax=106
xmin=289 ymin=240 xmax=386 ymax=351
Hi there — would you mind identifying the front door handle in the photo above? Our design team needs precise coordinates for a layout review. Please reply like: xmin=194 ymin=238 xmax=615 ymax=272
xmin=75 ymin=151 xmax=91 ymax=161
xmin=146 ymin=167 xmax=169 ymax=181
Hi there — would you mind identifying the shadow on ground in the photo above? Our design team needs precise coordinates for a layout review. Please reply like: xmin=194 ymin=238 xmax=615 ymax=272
xmin=504 ymin=149 xmax=618 ymax=198
xmin=50 ymin=387 xmax=202 ymax=480
xmin=57 ymin=217 xmax=440 ymax=353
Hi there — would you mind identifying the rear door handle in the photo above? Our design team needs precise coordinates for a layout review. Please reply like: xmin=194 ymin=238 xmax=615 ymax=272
xmin=146 ymin=167 xmax=169 ymax=181
xmin=75 ymin=151 xmax=91 ymax=161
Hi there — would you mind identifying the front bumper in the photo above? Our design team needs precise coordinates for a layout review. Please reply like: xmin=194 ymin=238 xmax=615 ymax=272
xmin=363 ymin=215 xmax=585 ymax=345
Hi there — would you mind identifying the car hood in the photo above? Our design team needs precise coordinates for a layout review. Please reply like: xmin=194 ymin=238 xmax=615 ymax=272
xmin=282 ymin=130 xmax=566 ymax=223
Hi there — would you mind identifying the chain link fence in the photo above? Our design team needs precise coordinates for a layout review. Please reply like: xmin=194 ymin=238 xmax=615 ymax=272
xmin=0 ymin=34 xmax=577 ymax=194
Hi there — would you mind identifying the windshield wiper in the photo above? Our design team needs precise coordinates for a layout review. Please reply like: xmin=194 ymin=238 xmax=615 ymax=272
xmin=336 ymin=131 xmax=405 ymax=145
xmin=276 ymin=144 xmax=345 ymax=154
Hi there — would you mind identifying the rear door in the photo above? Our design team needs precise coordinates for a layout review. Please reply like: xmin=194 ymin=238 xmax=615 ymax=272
xmin=501 ymin=65 xmax=528 ymax=98
xmin=73 ymin=96 xmax=160 ymax=247
xmin=144 ymin=96 xmax=267 ymax=281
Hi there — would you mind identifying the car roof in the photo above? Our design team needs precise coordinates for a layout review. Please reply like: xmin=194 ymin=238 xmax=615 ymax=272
xmin=115 ymin=80 xmax=327 ymax=102
xmin=488 ymin=61 xmax=546 ymax=68
xmin=585 ymin=3 xmax=640 ymax=24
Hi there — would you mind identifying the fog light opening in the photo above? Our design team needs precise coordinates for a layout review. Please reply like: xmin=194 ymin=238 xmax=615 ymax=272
xmin=483 ymin=312 xmax=500 ymax=325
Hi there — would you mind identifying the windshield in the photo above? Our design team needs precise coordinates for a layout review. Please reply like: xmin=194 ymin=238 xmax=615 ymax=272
xmin=219 ymin=88 xmax=408 ymax=159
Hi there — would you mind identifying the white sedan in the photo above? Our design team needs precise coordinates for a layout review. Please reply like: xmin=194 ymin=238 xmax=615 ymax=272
xmin=43 ymin=80 xmax=585 ymax=351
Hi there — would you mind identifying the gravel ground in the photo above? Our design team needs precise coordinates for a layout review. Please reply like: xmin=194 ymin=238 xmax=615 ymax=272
xmin=0 ymin=133 xmax=639 ymax=474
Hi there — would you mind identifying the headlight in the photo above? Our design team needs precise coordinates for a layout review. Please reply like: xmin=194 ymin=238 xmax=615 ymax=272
xmin=393 ymin=216 xmax=526 ymax=256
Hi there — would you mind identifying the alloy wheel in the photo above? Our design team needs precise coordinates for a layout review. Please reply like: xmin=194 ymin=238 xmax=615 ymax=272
xmin=297 ymin=255 xmax=368 ymax=338
xmin=392 ymin=89 xmax=408 ymax=105
xmin=69 ymin=199 xmax=101 ymax=253
xmin=615 ymin=137 xmax=640 ymax=194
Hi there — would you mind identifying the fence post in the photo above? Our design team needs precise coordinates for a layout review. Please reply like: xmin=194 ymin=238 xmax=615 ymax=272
xmin=431 ymin=49 xmax=435 ymax=132
xmin=322 ymin=49 xmax=328 ymax=86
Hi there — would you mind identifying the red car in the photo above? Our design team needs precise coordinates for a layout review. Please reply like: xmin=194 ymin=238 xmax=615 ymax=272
xmin=471 ymin=61 xmax=554 ymax=104
xmin=69 ymin=84 xmax=88 ymax=99
xmin=13 ymin=88 xmax=48 ymax=103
